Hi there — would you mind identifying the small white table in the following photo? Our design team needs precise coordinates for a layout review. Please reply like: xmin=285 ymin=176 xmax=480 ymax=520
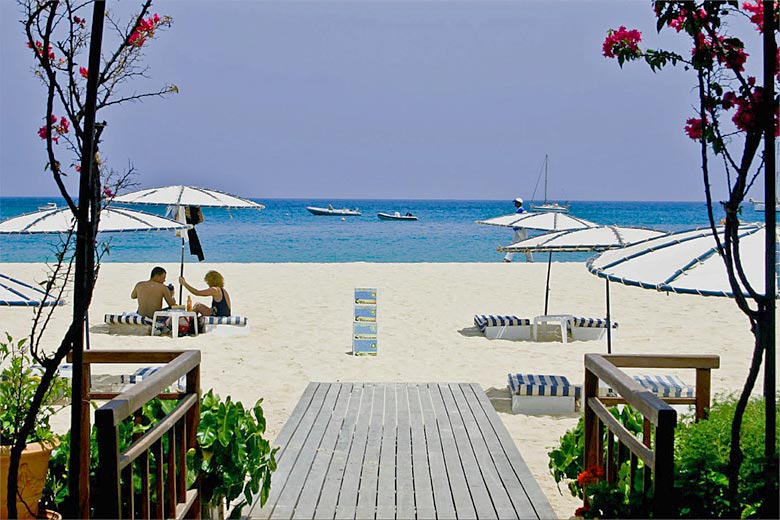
xmin=151 ymin=310 xmax=199 ymax=338
xmin=533 ymin=314 xmax=573 ymax=344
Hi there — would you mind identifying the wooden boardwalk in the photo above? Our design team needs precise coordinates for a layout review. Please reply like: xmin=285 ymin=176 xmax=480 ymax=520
xmin=246 ymin=382 xmax=555 ymax=519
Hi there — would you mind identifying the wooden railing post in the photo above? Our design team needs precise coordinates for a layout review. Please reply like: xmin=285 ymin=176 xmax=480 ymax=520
xmin=653 ymin=407 xmax=676 ymax=518
xmin=95 ymin=408 xmax=121 ymax=519
xmin=584 ymin=367 xmax=600 ymax=471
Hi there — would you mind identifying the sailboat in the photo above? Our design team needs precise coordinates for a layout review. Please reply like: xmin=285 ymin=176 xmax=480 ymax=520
xmin=530 ymin=154 xmax=569 ymax=213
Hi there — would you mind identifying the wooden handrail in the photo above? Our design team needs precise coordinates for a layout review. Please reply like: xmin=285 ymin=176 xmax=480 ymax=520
xmin=91 ymin=350 xmax=201 ymax=519
xmin=583 ymin=353 xmax=719 ymax=519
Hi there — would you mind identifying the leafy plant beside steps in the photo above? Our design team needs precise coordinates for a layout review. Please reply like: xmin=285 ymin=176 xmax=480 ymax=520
xmin=548 ymin=396 xmax=779 ymax=518
xmin=43 ymin=389 xmax=277 ymax=519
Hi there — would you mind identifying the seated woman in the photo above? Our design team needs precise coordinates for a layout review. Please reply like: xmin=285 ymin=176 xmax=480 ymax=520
xmin=179 ymin=270 xmax=231 ymax=317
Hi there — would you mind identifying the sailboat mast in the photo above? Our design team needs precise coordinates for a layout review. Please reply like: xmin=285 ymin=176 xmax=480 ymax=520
xmin=544 ymin=154 xmax=548 ymax=204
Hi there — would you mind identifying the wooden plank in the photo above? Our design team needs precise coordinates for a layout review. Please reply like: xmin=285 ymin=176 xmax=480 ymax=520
xmin=376 ymin=383 xmax=398 ymax=519
xmin=452 ymin=384 xmax=516 ymax=519
xmin=356 ymin=384 xmax=385 ymax=519
xmin=418 ymin=384 xmax=457 ymax=519
xmin=273 ymin=383 xmax=343 ymax=518
xmin=314 ymin=384 xmax=365 ymax=520
xmin=395 ymin=384 xmax=416 ymax=519
xmin=439 ymin=384 xmax=497 ymax=519
xmin=427 ymin=383 xmax=476 ymax=519
xmin=335 ymin=383 xmax=375 ymax=519
xmin=470 ymin=384 xmax=556 ymax=519
xmin=252 ymin=382 xmax=331 ymax=519
xmin=458 ymin=383 xmax=537 ymax=519
xmin=291 ymin=383 xmax=354 ymax=519
xmin=273 ymin=382 xmax=321 ymax=457
xmin=407 ymin=385 xmax=436 ymax=519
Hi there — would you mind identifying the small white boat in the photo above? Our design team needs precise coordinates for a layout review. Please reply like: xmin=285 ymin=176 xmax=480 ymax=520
xmin=749 ymin=198 xmax=780 ymax=212
xmin=377 ymin=211 xmax=418 ymax=221
xmin=38 ymin=202 xmax=58 ymax=211
xmin=530 ymin=202 xmax=570 ymax=213
xmin=306 ymin=206 xmax=361 ymax=216
xmin=529 ymin=155 xmax=570 ymax=213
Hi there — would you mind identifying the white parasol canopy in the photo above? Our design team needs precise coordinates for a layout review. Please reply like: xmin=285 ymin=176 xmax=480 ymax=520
xmin=0 ymin=207 xmax=190 ymax=234
xmin=113 ymin=185 xmax=264 ymax=209
xmin=498 ymin=226 xmax=666 ymax=253
xmin=588 ymin=223 xmax=778 ymax=298
xmin=476 ymin=211 xmax=597 ymax=231
xmin=0 ymin=273 xmax=64 ymax=306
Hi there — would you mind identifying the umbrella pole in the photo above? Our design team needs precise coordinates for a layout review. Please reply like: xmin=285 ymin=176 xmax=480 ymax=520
xmin=606 ymin=279 xmax=612 ymax=354
xmin=179 ymin=237 xmax=185 ymax=305
xmin=544 ymin=251 xmax=552 ymax=315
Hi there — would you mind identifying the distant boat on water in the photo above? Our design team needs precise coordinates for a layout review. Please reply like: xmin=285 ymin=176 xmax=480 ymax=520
xmin=306 ymin=206 xmax=362 ymax=216
xmin=377 ymin=211 xmax=418 ymax=221
xmin=749 ymin=198 xmax=780 ymax=212
xmin=37 ymin=202 xmax=58 ymax=211
xmin=529 ymin=155 xmax=569 ymax=213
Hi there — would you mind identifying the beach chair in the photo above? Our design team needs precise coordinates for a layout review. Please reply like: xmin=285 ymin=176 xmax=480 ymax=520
xmin=474 ymin=314 xmax=532 ymax=340
xmin=508 ymin=373 xmax=581 ymax=415
xmin=200 ymin=315 xmax=249 ymax=336
xmin=600 ymin=374 xmax=695 ymax=399
xmin=104 ymin=313 xmax=152 ymax=335
xmin=568 ymin=316 xmax=618 ymax=341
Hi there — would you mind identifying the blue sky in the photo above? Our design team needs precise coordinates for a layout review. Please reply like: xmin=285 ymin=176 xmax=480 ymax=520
xmin=0 ymin=1 xmax=752 ymax=201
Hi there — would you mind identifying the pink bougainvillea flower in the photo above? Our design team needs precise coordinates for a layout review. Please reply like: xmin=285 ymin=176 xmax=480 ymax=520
xmin=602 ymin=26 xmax=642 ymax=59
xmin=684 ymin=117 xmax=706 ymax=140
xmin=37 ymin=126 xmax=47 ymax=140
xmin=574 ymin=506 xmax=590 ymax=518
xmin=75 ymin=165 xmax=82 ymax=173
xmin=79 ymin=66 xmax=88 ymax=79
xmin=103 ymin=187 xmax=115 ymax=198
xmin=59 ymin=117 xmax=69 ymax=133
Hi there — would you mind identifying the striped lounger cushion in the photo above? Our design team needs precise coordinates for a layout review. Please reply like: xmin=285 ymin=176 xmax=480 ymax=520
xmin=104 ymin=314 xmax=151 ymax=326
xmin=202 ymin=316 xmax=247 ymax=326
xmin=474 ymin=314 xmax=531 ymax=332
xmin=130 ymin=366 xmax=186 ymax=391
xmin=569 ymin=317 xmax=618 ymax=329
xmin=508 ymin=373 xmax=582 ymax=399
xmin=633 ymin=374 xmax=695 ymax=398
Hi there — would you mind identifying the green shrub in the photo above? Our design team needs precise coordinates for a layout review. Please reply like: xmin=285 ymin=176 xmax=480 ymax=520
xmin=549 ymin=396 xmax=779 ymax=518
xmin=674 ymin=394 xmax=779 ymax=519
xmin=43 ymin=390 xmax=277 ymax=517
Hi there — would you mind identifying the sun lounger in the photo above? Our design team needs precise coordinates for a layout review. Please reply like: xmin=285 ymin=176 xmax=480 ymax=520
xmin=508 ymin=373 xmax=581 ymax=415
xmin=569 ymin=316 xmax=618 ymax=341
xmin=200 ymin=315 xmax=249 ymax=336
xmin=601 ymin=374 xmax=695 ymax=399
xmin=104 ymin=313 xmax=152 ymax=335
xmin=474 ymin=314 xmax=532 ymax=340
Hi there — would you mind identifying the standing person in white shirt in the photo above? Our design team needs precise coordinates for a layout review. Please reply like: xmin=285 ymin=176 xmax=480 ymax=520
xmin=503 ymin=198 xmax=534 ymax=263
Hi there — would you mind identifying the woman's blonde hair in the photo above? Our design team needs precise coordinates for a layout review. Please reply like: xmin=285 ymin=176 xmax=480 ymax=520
xmin=204 ymin=270 xmax=224 ymax=288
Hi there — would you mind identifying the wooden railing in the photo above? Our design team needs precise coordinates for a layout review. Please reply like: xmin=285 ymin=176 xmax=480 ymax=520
xmin=583 ymin=354 xmax=720 ymax=518
xmin=78 ymin=350 xmax=201 ymax=519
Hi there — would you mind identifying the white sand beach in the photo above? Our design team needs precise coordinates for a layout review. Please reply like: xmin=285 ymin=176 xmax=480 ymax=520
xmin=1 ymin=262 xmax=771 ymax=518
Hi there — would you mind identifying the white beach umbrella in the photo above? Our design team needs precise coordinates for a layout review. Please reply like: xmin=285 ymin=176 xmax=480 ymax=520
xmin=0 ymin=273 xmax=64 ymax=306
xmin=0 ymin=206 xmax=190 ymax=234
xmin=499 ymin=226 xmax=666 ymax=254
xmin=498 ymin=226 xmax=667 ymax=350
xmin=587 ymin=223 xmax=777 ymax=298
xmin=114 ymin=185 xmax=264 ymax=303
xmin=113 ymin=185 xmax=264 ymax=209
xmin=476 ymin=211 xmax=598 ymax=231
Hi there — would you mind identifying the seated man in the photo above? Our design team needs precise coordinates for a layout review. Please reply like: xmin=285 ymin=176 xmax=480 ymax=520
xmin=131 ymin=266 xmax=176 ymax=319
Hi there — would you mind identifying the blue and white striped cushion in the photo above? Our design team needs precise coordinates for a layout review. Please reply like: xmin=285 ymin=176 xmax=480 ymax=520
xmin=104 ymin=314 xmax=151 ymax=326
xmin=474 ymin=314 xmax=531 ymax=331
xmin=633 ymin=374 xmax=694 ymax=398
xmin=202 ymin=315 xmax=247 ymax=326
xmin=508 ymin=373 xmax=581 ymax=399
xmin=570 ymin=317 xmax=618 ymax=329
xmin=130 ymin=366 xmax=185 ymax=391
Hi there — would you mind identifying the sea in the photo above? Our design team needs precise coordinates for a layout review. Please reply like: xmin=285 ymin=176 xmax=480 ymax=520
xmin=0 ymin=197 xmax=767 ymax=263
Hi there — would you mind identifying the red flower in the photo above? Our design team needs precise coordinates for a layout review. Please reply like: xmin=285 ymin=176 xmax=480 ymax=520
xmin=103 ymin=187 xmax=115 ymax=198
xmin=574 ymin=505 xmax=590 ymax=517
xmin=79 ymin=66 xmax=88 ymax=79
xmin=684 ymin=117 xmax=705 ymax=140
xmin=75 ymin=165 xmax=81 ymax=173
xmin=602 ymin=26 xmax=642 ymax=59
